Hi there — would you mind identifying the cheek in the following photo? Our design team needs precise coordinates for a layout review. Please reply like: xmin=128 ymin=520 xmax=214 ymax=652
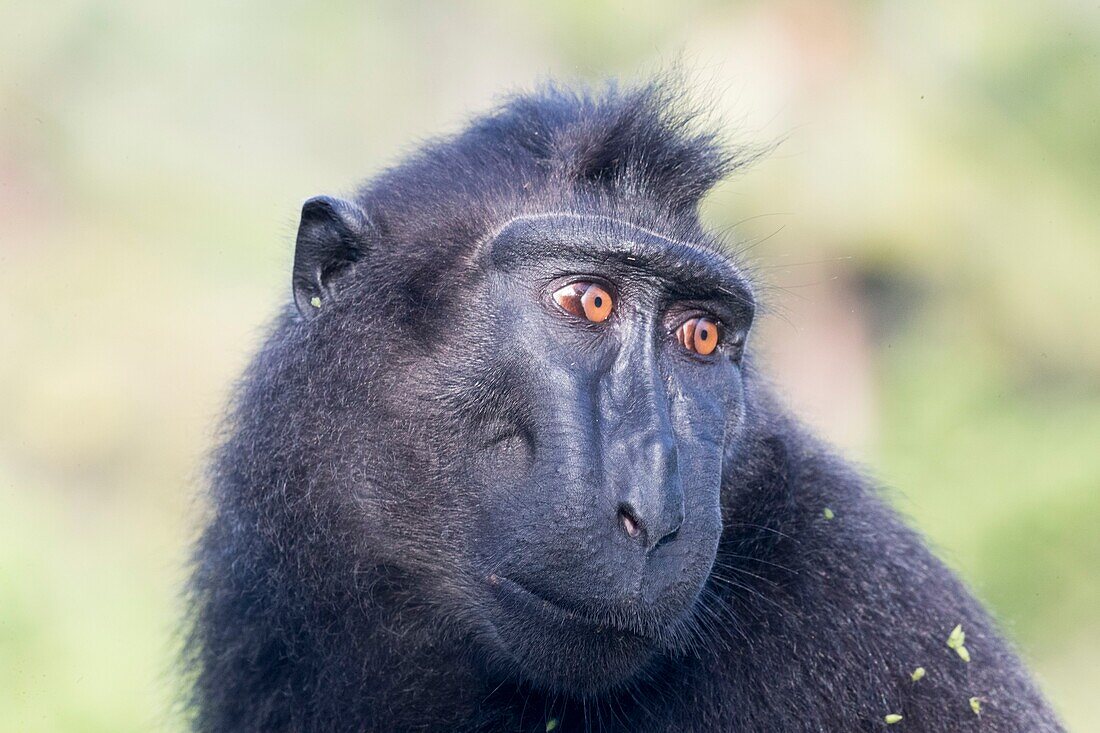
xmin=476 ymin=425 xmax=536 ymax=487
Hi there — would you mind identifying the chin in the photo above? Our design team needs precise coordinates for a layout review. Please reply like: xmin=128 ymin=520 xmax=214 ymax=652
xmin=481 ymin=574 xmax=678 ymax=696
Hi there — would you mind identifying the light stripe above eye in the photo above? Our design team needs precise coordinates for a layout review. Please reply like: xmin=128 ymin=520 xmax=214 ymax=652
xmin=488 ymin=213 xmax=756 ymax=314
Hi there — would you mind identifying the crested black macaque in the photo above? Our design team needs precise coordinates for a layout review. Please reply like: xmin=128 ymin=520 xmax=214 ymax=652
xmin=187 ymin=82 xmax=1063 ymax=732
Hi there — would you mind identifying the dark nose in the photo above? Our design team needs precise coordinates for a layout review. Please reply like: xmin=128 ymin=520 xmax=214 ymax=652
xmin=612 ymin=431 xmax=685 ymax=551
xmin=598 ymin=334 xmax=685 ymax=553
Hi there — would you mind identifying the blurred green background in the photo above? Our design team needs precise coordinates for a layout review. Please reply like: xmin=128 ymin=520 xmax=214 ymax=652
xmin=2 ymin=1 xmax=1098 ymax=730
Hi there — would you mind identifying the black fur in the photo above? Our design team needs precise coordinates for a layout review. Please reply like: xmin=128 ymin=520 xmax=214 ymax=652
xmin=187 ymin=81 xmax=1062 ymax=732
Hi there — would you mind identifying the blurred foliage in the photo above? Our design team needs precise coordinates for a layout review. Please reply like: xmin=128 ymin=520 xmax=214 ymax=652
xmin=1 ymin=1 xmax=1097 ymax=731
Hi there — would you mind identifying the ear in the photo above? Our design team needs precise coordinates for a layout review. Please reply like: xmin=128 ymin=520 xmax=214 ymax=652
xmin=292 ymin=195 xmax=373 ymax=319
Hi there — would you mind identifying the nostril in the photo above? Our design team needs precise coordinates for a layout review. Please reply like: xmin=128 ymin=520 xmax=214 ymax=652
xmin=618 ymin=505 xmax=643 ymax=541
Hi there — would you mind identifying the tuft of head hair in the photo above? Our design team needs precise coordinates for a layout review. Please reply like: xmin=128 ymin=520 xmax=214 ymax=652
xmin=358 ymin=80 xmax=752 ymax=243
xmin=471 ymin=80 xmax=738 ymax=213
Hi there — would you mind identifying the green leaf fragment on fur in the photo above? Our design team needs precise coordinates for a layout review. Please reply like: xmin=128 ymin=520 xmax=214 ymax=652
xmin=969 ymin=697 xmax=981 ymax=715
xmin=546 ymin=719 xmax=559 ymax=732
xmin=885 ymin=713 xmax=903 ymax=724
xmin=910 ymin=666 xmax=926 ymax=682
xmin=310 ymin=296 xmax=322 ymax=308
xmin=956 ymin=645 xmax=971 ymax=662
xmin=823 ymin=507 xmax=835 ymax=520
xmin=946 ymin=624 xmax=965 ymax=649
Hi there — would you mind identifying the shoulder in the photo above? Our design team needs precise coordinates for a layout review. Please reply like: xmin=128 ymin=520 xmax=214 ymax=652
xmin=704 ymin=400 xmax=1063 ymax=731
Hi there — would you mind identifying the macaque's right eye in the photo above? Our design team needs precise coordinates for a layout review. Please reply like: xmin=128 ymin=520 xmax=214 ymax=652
xmin=552 ymin=282 xmax=614 ymax=323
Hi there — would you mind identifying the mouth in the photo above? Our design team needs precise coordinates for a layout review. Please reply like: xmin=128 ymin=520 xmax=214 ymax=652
xmin=488 ymin=573 xmax=645 ymax=636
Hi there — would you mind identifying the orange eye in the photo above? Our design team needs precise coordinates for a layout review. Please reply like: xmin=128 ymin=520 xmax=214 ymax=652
xmin=675 ymin=317 xmax=720 ymax=356
xmin=552 ymin=282 xmax=614 ymax=323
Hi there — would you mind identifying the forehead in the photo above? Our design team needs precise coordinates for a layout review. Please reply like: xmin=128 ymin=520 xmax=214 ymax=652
xmin=486 ymin=213 xmax=753 ymax=304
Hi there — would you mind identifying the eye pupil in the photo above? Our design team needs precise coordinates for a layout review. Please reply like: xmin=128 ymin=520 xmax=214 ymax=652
xmin=594 ymin=296 xmax=603 ymax=307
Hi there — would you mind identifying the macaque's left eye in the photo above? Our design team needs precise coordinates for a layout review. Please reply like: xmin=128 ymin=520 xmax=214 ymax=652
xmin=552 ymin=282 xmax=614 ymax=323
xmin=675 ymin=317 xmax=720 ymax=356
